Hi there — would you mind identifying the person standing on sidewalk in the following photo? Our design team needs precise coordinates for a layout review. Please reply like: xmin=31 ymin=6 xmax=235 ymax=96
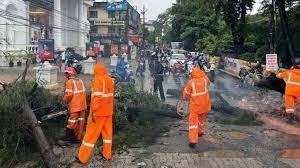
xmin=152 ymin=58 xmax=166 ymax=102
xmin=277 ymin=65 xmax=300 ymax=119
xmin=63 ymin=67 xmax=87 ymax=142
xmin=77 ymin=64 xmax=114 ymax=164
xmin=182 ymin=66 xmax=211 ymax=148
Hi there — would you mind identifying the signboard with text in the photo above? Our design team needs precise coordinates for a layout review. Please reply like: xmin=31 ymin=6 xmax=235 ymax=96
xmin=266 ymin=54 xmax=278 ymax=71
xmin=224 ymin=57 xmax=241 ymax=76
xmin=107 ymin=0 xmax=128 ymax=11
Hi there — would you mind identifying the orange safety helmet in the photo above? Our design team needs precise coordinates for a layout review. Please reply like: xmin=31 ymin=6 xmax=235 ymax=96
xmin=64 ymin=67 xmax=77 ymax=78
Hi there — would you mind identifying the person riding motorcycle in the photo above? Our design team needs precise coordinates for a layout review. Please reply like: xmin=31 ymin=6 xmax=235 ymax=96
xmin=116 ymin=56 xmax=127 ymax=81
xmin=198 ymin=54 xmax=207 ymax=71
xmin=185 ymin=55 xmax=195 ymax=73
xmin=136 ymin=57 xmax=146 ymax=76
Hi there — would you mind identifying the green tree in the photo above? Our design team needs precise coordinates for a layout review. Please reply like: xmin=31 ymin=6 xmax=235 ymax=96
xmin=167 ymin=0 xmax=226 ymax=51
xmin=219 ymin=0 xmax=255 ymax=55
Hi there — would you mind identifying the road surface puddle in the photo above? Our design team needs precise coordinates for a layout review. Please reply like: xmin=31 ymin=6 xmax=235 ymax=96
xmin=281 ymin=148 xmax=300 ymax=159
xmin=224 ymin=131 xmax=249 ymax=140
xmin=199 ymin=150 xmax=243 ymax=158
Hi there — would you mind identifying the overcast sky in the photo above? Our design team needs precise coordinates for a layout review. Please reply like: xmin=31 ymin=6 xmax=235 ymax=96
xmin=127 ymin=0 xmax=176 ymax=21
xmin=127 ymin=0 xmax=263 ymax=21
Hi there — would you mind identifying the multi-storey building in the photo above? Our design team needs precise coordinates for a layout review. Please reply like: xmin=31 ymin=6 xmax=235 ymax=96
xmin=88 ymin=0 xmax=141 ymax=56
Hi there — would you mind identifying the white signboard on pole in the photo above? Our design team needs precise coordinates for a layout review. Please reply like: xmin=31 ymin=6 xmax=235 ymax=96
xmin=266 ymin=54 xmax=278 ymax=71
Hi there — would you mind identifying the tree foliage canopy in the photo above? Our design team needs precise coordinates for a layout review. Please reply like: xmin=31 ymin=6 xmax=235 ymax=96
xmin=154 ymin=0 xmax=300 ymax=66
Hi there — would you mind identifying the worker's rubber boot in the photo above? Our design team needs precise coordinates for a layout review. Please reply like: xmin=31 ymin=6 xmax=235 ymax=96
xmin=70 ymin=136 xmax=81 ymax=144
xmin=189 ymin=143 xmax=197 ymax=148
xmin=100 ymin=154 xmax=110 ymax=162
xmin=63 ymin=128 xmax=74 ymax=142
xmin=57 ymin=129 xmax=73 ymax=146
xmin=287 ymin=113 xmax=296 ymax=122
xmin=198 ymin=133 xmax=204 ymax=137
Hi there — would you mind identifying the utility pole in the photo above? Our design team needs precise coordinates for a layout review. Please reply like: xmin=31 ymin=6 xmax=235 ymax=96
xmin=270 ymin=0 xmax=276 ymax=54
xmin=140 ymin=5 xmax=147 ymax=49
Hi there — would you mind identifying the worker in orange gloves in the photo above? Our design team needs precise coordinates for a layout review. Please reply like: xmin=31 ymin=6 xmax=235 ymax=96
xmin=77 ymin=64 xmax=114 ymax=164
xmin=63 ymin=67 xmax=87 ymax=142
xmin=277 ymin=66 xmax=300 ymax=119
xmin=183 ymin=66 xmax=211 ymax=148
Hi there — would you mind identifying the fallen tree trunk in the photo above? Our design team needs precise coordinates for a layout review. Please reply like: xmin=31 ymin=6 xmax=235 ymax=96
xmin=0 ymin=80 xmax=6 ymax=90
xmin=22 ymin=103 xmax=58 ymax=168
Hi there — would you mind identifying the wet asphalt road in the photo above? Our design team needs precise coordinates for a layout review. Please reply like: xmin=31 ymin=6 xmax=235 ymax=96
xmin=125 ymin=60 xmax=300 ymax=167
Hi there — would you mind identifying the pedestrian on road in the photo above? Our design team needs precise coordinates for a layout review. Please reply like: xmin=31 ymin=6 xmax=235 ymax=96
xmin=152 ymin=58 xmax=166 ymax=101
xmin=63 ymin=67 xmax=87 ymax=142
xmin=55 ymin=52 xmax=63 ymax=72
xmin=116 ymin=56 xmax=127 ymax=81
xmin=149 ymin=53 xmax=157 ymax=74
xmin=182 ymin=66 xmax=211 ymax=148
xmin=277 ymin=66 xmax=300 ymax=119
xmin=77 ymin=64 xmax=114 ymax=164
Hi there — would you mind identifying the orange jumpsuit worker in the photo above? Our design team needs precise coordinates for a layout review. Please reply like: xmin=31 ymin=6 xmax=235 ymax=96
xmin=183 ymin=66 xmax=211 ymax=148
xmin=77 ymin=64 xmax=114 ymax=164
xmin=277 ymin=66 xmax=300 ymax=118
xmin=63 ymin=67 xmax=87 ymax=142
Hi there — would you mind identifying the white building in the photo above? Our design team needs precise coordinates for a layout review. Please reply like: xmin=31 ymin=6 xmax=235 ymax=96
xmin=0 ymin=0 xmax=92 ymax=61
xmin=53 ymin=0 xmax=93 ymax=55
xmin=0 ymin=0 xmax=29 ymax=52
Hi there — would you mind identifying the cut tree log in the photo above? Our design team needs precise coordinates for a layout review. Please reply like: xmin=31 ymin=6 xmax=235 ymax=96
xmin=22 ymin=103 xmax=58 ymax=168
xmin=0 ymin=80 xmax=6 ymax=90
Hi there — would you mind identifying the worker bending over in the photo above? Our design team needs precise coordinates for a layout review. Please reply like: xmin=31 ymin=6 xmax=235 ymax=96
xmin=277 ymin=66 xmax=300 ymax=119
xmin=63 ymin=67 xmax=87 ymax=142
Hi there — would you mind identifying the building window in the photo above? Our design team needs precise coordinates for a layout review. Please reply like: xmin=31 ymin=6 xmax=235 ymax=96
xmin=120 ymin=11 xmax=127 ymax=21
xmin=90 ymin=26 xmax=97 ymax=34
xmin=108 ymin=26 xmax=114 ymax=34
xmin=89 ymin=11 xmax=98 ymax=18
xmin=108 ymin=11 xmax=115 ymax=19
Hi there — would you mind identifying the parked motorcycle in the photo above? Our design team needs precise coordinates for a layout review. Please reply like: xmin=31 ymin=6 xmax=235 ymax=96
xmin=239 ymin=67 xmax=263 ymax=87
xmin=249 ymin=67 xmax=264 ymax=80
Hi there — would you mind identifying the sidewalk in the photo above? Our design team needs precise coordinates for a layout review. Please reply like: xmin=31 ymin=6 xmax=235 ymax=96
xmin=69 ymin=152 xmax=299 ymax=168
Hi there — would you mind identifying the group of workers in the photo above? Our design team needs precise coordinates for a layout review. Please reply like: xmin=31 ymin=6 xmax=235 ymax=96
xmin=62 ymin=62 xmax=209 ymax=164
xmin=62 ymin=54 xmax=299 ymax=164
xmin=63 ymin=64 xmax=114 ymax=164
